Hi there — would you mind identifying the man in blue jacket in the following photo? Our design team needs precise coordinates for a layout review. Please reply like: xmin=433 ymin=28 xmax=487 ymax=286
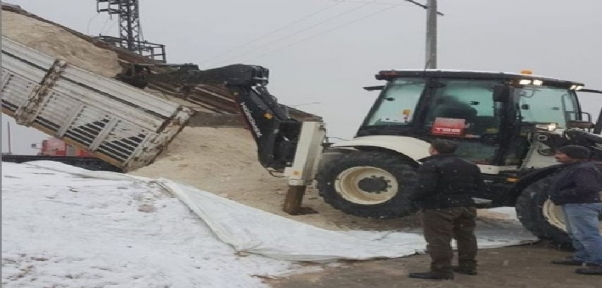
xmin=549 ymin=145 xmax=602 ymax=275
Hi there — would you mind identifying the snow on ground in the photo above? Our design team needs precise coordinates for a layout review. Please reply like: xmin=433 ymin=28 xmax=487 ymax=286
xmin=2 ymin=161 xmax=538 ymax=288
xmin=2 ymin=162 xmax=302 ymax=288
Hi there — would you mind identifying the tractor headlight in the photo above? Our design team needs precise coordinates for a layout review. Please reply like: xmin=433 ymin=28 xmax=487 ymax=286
xmin=535 ymin=122 xmax=558 ymax=132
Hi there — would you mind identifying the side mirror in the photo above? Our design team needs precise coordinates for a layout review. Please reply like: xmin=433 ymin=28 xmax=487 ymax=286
xmin=566 ymin=111 xmax=593 ymax=122
xmin=566 ymin=120 xmax=594 ymax=129
xmin=493 ymin=85 xmax=512 ymax=102
xmin=580 ymin=112 xmax=592 ymax=122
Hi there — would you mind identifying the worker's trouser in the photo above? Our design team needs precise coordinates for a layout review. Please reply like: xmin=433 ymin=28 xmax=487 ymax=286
xmin=562 ymin=203 xmax=602 ymax=265
xmin=421 ymin=207 xmax=478 ymax=273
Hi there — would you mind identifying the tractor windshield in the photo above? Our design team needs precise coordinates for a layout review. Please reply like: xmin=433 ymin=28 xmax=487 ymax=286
xmin=365 ymin=78 xmax=427 ymax=126
xmin=515 ymin=86 xmax=580 ymax=128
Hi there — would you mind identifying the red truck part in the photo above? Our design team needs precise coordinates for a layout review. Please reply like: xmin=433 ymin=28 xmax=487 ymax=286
xmin=39 ymin=138 xmax=93 ymax=157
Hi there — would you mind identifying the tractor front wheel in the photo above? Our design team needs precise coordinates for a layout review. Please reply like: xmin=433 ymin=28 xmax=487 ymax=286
xmin=316 ymin=151 xmax=419 ymax=219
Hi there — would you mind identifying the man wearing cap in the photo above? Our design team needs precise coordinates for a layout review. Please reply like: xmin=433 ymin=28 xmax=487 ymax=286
xmin=408 ymin=139 xmax=484 ymax=280
xmin=549 ymin=145 xmax=602 ymax=275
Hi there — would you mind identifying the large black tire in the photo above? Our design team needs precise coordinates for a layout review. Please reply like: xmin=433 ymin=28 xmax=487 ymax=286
xmin=316 ymin=151 xmax=419 ymax=219
xmin=515 ymin=178 xmax=548 ymax=239
xmin=515 ymin=177 xmax=572 ymax=247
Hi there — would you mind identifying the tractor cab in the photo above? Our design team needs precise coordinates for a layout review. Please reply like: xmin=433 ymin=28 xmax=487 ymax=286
xmin=357 ymin=69 xmax=592 ymax=169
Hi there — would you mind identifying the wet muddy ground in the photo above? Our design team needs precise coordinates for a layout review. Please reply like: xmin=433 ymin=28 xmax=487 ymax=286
xmin=269 ymin=242 xmax=600 ymax=288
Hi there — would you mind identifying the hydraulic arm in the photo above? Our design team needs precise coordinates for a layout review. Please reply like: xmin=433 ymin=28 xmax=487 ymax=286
xmin=116 ymin=63 xmax=303 ymax=172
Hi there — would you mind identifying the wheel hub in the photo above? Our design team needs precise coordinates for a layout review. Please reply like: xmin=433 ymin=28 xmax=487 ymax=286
xmin=333 ymin=166 xmax=399 ymax=205
xmin=357 ymin=176 xmax=390 ymax=194
xmin=542 ymin=192 xmax=602 ymax=233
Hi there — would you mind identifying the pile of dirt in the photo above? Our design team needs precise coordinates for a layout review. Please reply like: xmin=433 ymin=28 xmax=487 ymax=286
xmin=129 ymin=126 xmax=417 ymax=231
xmin=2 ymin=10 xmax=122 ymax=78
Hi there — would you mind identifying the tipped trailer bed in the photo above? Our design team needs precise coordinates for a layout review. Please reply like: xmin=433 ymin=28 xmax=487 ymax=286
xmin=1 ymin=36 xmax=194 ymax=172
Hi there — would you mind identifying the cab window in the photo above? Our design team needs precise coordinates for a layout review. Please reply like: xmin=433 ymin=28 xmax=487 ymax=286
xmin=365 ymin=78 xmax=427 ymax=126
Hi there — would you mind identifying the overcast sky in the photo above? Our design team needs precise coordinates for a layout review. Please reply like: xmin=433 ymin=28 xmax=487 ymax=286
xmin=2 ymin=0 xmax=601 ymax=155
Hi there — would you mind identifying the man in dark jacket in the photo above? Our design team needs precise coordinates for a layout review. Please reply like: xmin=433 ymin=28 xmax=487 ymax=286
xmin=549 ymin=145 xmax=602 ymax=276
xmin=408 ymin=139 xmax=484 ymax=280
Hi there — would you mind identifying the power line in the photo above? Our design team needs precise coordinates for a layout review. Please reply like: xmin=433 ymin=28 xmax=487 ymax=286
xmin=327 ymin=0 xmax=416 ymax=5
xmin=98 ymin=17 xmax=112 ymax=35
xmin=198 ymin=1 xmax=344 ymax=65
xmin=207 ymin=0 xmax=379 ymax=66
xmin=103 ymin=19 xmax=118 ymax=35
xmin=86 ymin=13 xmax=100 ymax=35
xmin=247 ymin=3 xmax=404 ymax=61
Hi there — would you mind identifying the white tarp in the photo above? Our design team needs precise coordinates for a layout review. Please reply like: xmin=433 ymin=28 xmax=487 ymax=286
xmin=11 ymin=161 xmax=538 ymax=263
xmin=2 ymin=161 xmax=300 ymax=288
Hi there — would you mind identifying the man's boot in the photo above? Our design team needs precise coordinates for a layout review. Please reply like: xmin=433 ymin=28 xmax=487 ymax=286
xmin=409 ymin=270 xmax=454 ymax=280
xmin=575 ymin=265 xmax=602 ymax=275
xmin=409 ymin=268 xmax=454 ymax=280
xmin=453 ymin=260 xmax=477 ymax=275
xmin=452 ymin=266 xmax=477 ymax=275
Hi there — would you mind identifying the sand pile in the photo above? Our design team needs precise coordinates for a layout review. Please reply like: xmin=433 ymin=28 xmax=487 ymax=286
xmin=2 ymin=10 xmax=122 ymax=78
xmin=130 ymin=127 xmax=279 ymax=194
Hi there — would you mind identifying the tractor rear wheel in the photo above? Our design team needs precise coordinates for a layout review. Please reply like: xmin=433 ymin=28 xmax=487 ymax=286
xmin=516 ymin=177 xmax=585 ymax=247
xmin=316 ymin=151 xmax=419 ymax=219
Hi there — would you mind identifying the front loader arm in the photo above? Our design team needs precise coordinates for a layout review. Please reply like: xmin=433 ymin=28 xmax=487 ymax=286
xmin=116 ymin=63 xmax=303 ymax=172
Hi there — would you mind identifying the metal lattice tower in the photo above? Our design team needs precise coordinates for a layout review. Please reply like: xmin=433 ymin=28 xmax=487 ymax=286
xmin=96 ymin=0 xmax=166 ymax=62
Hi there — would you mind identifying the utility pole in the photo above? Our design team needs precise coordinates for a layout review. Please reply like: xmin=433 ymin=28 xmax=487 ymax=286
xmin=405 ymin=0 xmax=443 ymax=69
xmin=425 ymin=0 xmax=437 ymax=69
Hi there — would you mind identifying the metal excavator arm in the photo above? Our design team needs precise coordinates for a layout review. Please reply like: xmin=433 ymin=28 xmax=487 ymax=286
xmin=115 ymin=63 xmax=305 ymax=172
